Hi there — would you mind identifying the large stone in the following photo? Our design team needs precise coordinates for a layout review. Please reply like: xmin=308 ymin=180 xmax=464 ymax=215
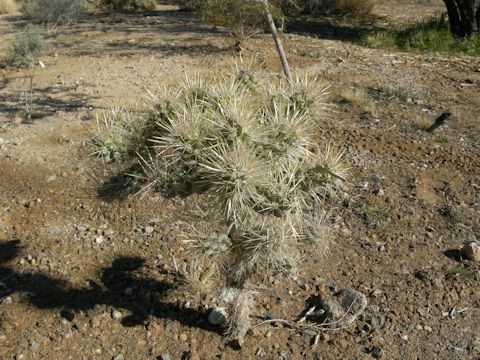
xmin=315 ymin=288 xmax=367 ymax=328
xmin=462 ymin=241 xmax=480 ymax=262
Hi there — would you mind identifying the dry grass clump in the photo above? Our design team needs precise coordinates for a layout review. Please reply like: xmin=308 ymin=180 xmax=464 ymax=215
xmin=0 ymin=0 xmax=16 ymax=14
xmin=414 ymin=112 xmax=433 ymax=131
xmin=93 ymin=63 xmax=347 ymax=343
xmin=340 ymin=87 xmax=375 ymax=113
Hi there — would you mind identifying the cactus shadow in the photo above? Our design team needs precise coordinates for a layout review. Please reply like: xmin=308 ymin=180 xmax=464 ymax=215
xmin=0 ymin=240 xmax=221 ymax=334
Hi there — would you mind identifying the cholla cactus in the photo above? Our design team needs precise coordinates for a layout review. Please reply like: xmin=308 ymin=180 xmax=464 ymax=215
xmin=93 ymin=106 xmax=149 ymax=163
xmin=92 ymin=63 xmax=347 ymax=344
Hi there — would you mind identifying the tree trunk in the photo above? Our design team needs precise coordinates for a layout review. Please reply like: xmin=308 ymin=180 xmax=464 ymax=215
xmin=476 ymin=2 xmax=480 ymax=30
xmin=262 ymin=0 xmax=293 ymax=83
xmin=443 ymin=0 xmax=480 ymax=37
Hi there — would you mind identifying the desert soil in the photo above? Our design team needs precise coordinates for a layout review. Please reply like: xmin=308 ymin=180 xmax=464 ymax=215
xmin=0 ymin=1 xmax=479 ymax=359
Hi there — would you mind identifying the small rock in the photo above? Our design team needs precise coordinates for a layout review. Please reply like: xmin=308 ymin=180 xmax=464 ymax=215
xmin=76 ymin=224 xmax=90 ymax=232
xmin=373 ymin=188 xmax=385 ymax=196
xmin=142 ymin=226 xmax=154 ymax=236
xmin=113 ymin=355 xmax=124 ymax=360
xmin=373 ymin=315 xmax=385 ymax=329
xmin=160 ymin=354 xmax=170 ymax=360
xmin=462 ymin=241 xmax=480 ymax=262
xmin=256 ymin=347 xmax=266 ymax=356
xmin=95 ymin=236 xmax=105 ymax=245
xmin=179 ymin=333 xmax=188 ymax=342
xmin=371 ymin=347 xmax=383 ymax=359
xmin=111 ymin=310 xmax=122 ymax=320
xmin=124 ymin=287 xmax=133 ymax=296
xmin=60 ymin=330 xmax=72 ymax=339
xmin=1 ymin=296 xmax=12 ymax=305
xmin=208 ymin=307 xmax=227 ymax=325
xmin=417 ymin=308 xmax=428 ymax=317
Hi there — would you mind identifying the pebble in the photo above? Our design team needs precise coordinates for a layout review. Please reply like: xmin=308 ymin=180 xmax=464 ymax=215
xmin=208 ymin=307 xmax=227 ymax=325
xmin=111 ymin=310 xmax=122 ymax=320
xmin=95 ymin=236 xmax=105 ymax=245
xmin=373 ymin=315 xmax=386 ymax=329
xmin=124 ymin=287 xmax=133 ymax=296
xmin=256 ymin=347 xmax=266 ymax=356
xmin=113 ymin=355 xmax=124 ymax=360
xmin=141 ymin=226 xmax=154 ymax=236
xmin=371 ymin=347 xmax=383 ymax=359
xmin=76 ymin=224 xmax=90 ymax=232
xmin=160 ymin=354 xmax=170 ymax=360
xmin=1 ymin=296 xmax=12 ymax=305
xmin=417 ymin=308 xmax=428 ymax=317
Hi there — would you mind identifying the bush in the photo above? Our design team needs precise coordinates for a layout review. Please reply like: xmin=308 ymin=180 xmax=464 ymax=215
xmin=297 ymin=0 xmax=376 ymax=16
xmin=0 ymin=0 xmax=16 ymax=14
xmin=21 ymin=0 xmax=84 ymax=24
xmin=360 ymin=15 xmax=480 ymax=55
xmin=87 ymin=0 xmax=156 ymax=11
xmin=93 ymin=63 xmax=347 ymax=343
xmin=8 ymin=26 xmax=48 ymax=68
xmin=186 ymin=0 xmax=280 ymax=47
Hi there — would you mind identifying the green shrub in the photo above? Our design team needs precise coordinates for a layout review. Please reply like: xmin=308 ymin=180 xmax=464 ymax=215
xmin=297 ymin=0 xmax=376 ymax=16
xmin=21 ymin=0 xmax=85 ymax=24
xmin=360 ymin=15 xmax=480 ymax=55
xmin=93 ymin=64 xmax=346 ymax=343
xmin=8 ymin=26 xmax=48 ymax=68
xmin=87 ymin=0 xmax=156 ymax=11
xmin=185 ymin=0 xmax=282 ymax=47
